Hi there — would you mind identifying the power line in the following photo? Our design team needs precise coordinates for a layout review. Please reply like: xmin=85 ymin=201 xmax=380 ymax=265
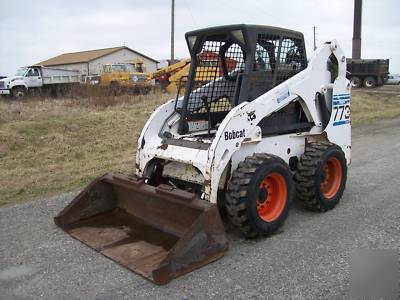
xmin=183 ymin=0 xmax=198 ymax=27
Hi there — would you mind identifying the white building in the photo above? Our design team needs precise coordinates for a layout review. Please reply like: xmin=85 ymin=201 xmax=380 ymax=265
xmin=36 ymin=46 xmax=158 ymax=77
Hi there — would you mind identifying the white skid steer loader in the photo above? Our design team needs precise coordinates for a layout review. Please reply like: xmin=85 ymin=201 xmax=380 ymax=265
xmin=55 ymin=24 xmax=351 ymax=284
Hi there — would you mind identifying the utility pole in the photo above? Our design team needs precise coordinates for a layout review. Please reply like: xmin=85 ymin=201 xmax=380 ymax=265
xmin=170 ymin=0 xmax=175 ymax=64
xmin=352 ymin=0 xmax=362 ymax=59
xmin=313 ymin=26 xmax=317 ymax=51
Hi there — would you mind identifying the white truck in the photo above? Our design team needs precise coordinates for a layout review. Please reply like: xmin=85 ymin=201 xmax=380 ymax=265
xmin=0 ymin=66 xmax=81 ymax=98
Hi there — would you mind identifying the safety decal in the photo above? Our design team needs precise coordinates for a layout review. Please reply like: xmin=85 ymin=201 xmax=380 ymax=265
xmin=332 ymin=93 xmax=350 ymax=126
xmin=277 ymin=88 xmax=290 ymax=104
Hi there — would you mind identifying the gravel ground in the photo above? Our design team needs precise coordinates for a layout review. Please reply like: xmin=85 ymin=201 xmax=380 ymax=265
xmin=1 ymin=118 xmax=399 ymax=299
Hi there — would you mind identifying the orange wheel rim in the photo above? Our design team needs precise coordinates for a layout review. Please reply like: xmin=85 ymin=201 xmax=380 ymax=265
xmin=256 ymin=172 xmax=287 ymax=222
xmin=320 ymin=156 xmax=342 ymax=199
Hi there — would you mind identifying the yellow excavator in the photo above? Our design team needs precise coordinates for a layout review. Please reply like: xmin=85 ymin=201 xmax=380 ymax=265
xmin=100 ymin=59 xmax=152 ymax=94
xmin=150 ymin=53 xmax=236 ymax=94
xmin=150 ymin=58 xmax=191 ymax=94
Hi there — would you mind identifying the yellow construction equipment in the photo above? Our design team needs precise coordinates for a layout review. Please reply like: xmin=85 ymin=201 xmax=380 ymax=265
xmin=150 ymin=54 xmax=234 ymax=94
xmin=100 ymin=59 xmax=152 ymax=94
xmin=150 ymin=58 xmax=191 ymax=94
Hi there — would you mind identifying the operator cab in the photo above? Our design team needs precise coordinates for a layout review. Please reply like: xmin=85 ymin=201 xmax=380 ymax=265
xmin=177 ymin=24 xmax=307 ymax=135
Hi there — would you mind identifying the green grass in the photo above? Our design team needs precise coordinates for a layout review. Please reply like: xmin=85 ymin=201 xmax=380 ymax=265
xmin=0 ymin=88 xmax=399 ymax=206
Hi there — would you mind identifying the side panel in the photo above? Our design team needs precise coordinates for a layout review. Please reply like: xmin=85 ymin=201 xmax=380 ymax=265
xmin=206 ymin=40 xmax=351 ymax=203
xmin=9 ymin=80 xmax=28 ymax=90
xmin=325 ymin=77 xmax=352 ymax=163
xmin=136 ymin=98 xmax=210 ymax=178
xmin=231 ymin=134 xmax=306 ymax=172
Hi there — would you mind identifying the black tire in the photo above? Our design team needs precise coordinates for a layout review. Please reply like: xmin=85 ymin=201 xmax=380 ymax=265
xmin=363 ymin=76 xmax=376 ymax=88
xmin=349 ymin=76 xmax=362 ymax=88
xmin=225 ymin=153 xmax=294 ymax=238
xmin=109 ymin=81 xmax=120 ymax=96
xmin=11 ymin=86 xmax=26 ymax=99
xmin=295 ymin=142 xmax=347 ymax=212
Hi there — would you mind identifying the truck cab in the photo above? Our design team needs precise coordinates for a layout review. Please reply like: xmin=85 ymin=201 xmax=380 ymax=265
xmin=23 ymin=67 xmax=42 ymax=88
xmin=0 ymin=67 xmax=43 ymax=98
xmin=100 ymin=62 xmax=151 ymax=94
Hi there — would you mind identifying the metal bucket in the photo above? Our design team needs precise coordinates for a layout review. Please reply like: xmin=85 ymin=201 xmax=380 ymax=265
xmin=54 ymin=173 xmax=228 ymax=285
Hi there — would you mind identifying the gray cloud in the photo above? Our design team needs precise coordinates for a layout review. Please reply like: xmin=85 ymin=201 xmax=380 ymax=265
xmin=0 ymin=0 xmax=399 ymax=76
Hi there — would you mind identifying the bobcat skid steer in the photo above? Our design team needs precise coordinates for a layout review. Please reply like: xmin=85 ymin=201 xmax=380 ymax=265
xmin=55 ymin=24 xmax=351 ymax=285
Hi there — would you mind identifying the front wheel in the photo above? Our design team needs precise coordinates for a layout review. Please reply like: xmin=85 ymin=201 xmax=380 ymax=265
xmin=109 ymin=81 xmax=120 ymax=96
xmin=225 ymin=153 xmax=294 ymax=238
xmin=295 ymin=142 xmax=347 ymax=211
xmin=11 ymin=86 xmax=26 ymax=99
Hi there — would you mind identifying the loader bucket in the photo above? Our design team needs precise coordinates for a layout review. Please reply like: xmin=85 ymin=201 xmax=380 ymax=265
xmin=54 ymin=173 xmax=228 ymax=285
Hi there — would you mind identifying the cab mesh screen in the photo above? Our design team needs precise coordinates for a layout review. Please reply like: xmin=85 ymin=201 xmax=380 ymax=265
xmin=247 ymin=34 xmax=305 ymax=101
xmin=186 ymin=40 xmax=245 ymax=115
xmin=256 ymin=34 xmax=306 ymax=85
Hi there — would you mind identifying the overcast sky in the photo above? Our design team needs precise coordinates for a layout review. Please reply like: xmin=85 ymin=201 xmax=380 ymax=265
xmin=0 ymin=0 xmax=399 ymax=76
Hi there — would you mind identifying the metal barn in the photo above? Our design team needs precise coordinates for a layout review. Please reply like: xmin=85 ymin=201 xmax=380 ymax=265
xmin=36 ymin=46 xmax=158 ymax=77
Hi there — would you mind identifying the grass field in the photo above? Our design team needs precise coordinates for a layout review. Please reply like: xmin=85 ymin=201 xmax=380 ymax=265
xmin=0 ymin=94 xmax=170 ymax=205
xmin=1 ymin=88 xmax=399 ymax=205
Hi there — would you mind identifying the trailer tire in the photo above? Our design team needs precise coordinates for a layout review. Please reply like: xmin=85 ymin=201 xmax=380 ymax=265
xmin=363 ymin=76 xmax=376 ymax=88
xmin=11 ymin=86 xmax=26 ymax=99
xmin=109 ymin=81 xmax=120 ymax=96
xmin=295 ymin=142 xmax=347 ymax=212
xmin=349 ymin=76 xmax=361 ymax=88
xmin=226 ymin=153 xmax=294 ymax=238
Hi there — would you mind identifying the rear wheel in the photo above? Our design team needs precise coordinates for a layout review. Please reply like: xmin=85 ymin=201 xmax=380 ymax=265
xmin=295 ymin=142 xmax=347 ymax=211
xmin=349 ymin=76 xmax=362 ymax=88
xmin=225 ymin=153 xmax=294 ymax=238
xmin=363 ymin=76 xmax=376 ymax=88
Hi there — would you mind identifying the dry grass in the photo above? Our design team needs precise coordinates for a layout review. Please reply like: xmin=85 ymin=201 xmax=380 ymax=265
xmin=0 ymin=93 xmax=171 ymax=206
xmin=0 ymin=87 xmax=399 ymax=206
xmin=350 ymin=88 xmax=400 ymax=125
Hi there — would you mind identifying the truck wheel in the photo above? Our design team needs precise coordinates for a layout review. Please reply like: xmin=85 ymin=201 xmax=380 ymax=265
xmin=363 ymin=76 xmax=376 ymax=88
xmin=349 ymin=76 xmax=361 ymax=88
xmin=109 ymin=81 xmax=120 ymax=96
xmin=226 ymin=153 xmax=294 ymax=238
xmin=11 ymin=86 xmax=26 ymax=99
xmin=295 ymin=142 xmax=347 ymax=212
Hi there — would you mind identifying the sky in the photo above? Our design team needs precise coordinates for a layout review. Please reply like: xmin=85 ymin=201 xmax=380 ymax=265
xmin=0 ymin=0 xmax=399 ymax=76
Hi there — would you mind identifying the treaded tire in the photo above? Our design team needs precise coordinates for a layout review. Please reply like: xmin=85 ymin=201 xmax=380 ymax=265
xmin=349 ymin=76 xmax=361 ymax=88
xmin=226 ymin=153 xmax=294 ymax=238
xmin=11 ymin=86 xmax=26 ymax=99
xmin=363 ymin=76 xmax=376 ymax=88
xmin=295 ymin=142 xmax=347 ymax=212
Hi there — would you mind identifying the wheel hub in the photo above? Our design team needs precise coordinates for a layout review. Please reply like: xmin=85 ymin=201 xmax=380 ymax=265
xmin=320 ymin=156 xmax=343 ymax=199
xmin=257 ymin=187 xmax=268 ymax=204
xmin=256 ymin=173 xmax=287 ymax=222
